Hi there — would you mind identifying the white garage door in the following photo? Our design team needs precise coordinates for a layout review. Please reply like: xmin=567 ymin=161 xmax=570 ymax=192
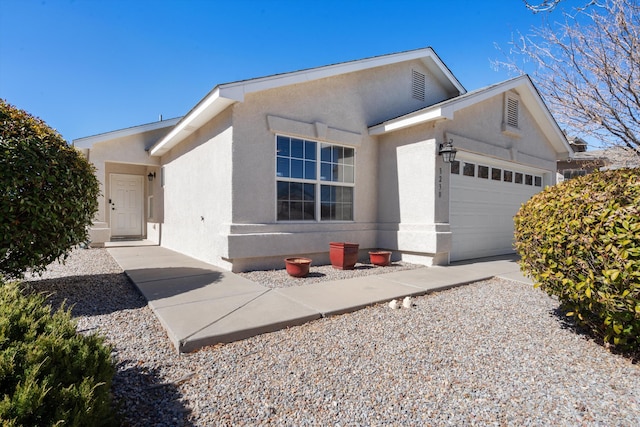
xmin=449 ymin=154 xmax=545 ymax=262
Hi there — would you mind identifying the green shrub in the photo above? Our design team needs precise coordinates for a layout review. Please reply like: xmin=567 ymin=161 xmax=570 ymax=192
xmin=0 ymin=281 xmax=116 ymax=426
xmin=515 ymin=168 xmax=640 ymax=351
xmin=0 ymin=99 xmax=99 ymax=279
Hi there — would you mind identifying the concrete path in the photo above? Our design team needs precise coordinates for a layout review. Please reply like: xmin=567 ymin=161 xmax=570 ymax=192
xmin=107 ymin=245 xmax=532 ymax=353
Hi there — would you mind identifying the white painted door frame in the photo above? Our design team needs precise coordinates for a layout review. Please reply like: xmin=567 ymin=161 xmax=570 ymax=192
xmin=109 ymin=173 xmax=144 ymax=237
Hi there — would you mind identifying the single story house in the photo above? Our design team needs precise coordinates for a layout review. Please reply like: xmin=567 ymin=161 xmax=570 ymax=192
xmin=74 ymin=47 xmax=572 ymax=272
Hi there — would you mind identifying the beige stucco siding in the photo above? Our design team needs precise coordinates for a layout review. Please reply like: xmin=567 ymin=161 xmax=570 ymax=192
xmin=77 ymin=51 xmax=569 ymax=270
xmin=374 ymin=88 xmax=562 ymax=265
xmin=159 ymin=108 xmax=234 ymax=268
xmin=376 ymin=122 xmax=451 ymax=264
xmin=438 ymin=92 xmax=558 ymax=173
xmin=229 ymin=58 xmax=454 ymax=224
xmin=210 ymin=59 xmax=456 ymax=269
xmin=83 ymin=126 xmax=169 ymax=225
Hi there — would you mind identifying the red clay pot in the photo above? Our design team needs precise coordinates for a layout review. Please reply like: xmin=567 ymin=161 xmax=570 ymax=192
xmin=369 ymin=250 xmax=392 ymax=267
xmin=285 ymin=257 xmax=312 ymax=277
xmin=329 ymin=242 xmax=359 ymax=270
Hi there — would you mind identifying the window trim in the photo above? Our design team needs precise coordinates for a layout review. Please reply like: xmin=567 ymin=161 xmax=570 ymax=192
xmin=453 ymin=153 xmax=545 ymax=188
xmin=275 ymin=134 xmax=355 ymax=222
xmin=462 ymin=162 xmax=476 ymax=177
xmin=491 ymin=167 xmax=502 ymax=181
xmin=478 ymin=165 xmax=489 ymax=179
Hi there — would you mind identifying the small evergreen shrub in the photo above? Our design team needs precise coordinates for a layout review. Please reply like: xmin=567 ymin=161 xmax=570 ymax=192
xmin=515 ymin=168 xmax=640 ymax=351
xmin=0 ymin=281 xmax=116 ymax=426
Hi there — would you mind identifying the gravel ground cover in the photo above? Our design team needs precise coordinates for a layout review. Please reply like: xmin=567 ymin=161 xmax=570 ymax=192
xmin=237 ymin=261 xmax=422 ymax=288
xmin=23 ymin=248 xmax=639 ymax=426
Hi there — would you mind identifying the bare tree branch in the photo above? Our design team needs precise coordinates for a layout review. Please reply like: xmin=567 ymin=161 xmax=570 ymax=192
xmin=523 ymin=0 xmax=600 ymax=13
xmin=523 ymin=0 xmax=564 ymax=13
xmin=499 ymin=0 xmax=640 ymax=161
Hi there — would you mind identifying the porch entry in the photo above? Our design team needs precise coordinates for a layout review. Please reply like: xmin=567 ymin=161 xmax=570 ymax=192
xmin=109 ymin=173 xmax=144 ymax=237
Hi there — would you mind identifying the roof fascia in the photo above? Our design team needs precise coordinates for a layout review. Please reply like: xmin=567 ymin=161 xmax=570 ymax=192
xmin=149 ymin=47 xmax=467 ymax=156
xmin=370 ymin=77 xmax=527 ymax=135
xmin=72 ymin=117 xmax=181 ymax=149
xmin=369 ymin=75 xmax=572 ymax=157
xmin=149 ymin=88 xmax=235 ymax=157
xmin=517 ymin=76 xmax=573 ymax=156
xmin=369 ymin=107 xmax=453 ymax=135
xmin=218 ymin=47 xmax=466 ymax=102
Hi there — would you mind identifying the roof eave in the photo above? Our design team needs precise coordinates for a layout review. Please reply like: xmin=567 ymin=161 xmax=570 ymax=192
xmin=217 ymin=47 xmax=466 ymax=100
xmin=369 ymin=75 xmax=573 ymax=159
xmin=369 ymin=107 xmax=452 ymax=135
xmin=517 ymin=77 xmax=573 ymax=159
xmin=149 ymin=88 xmax=236 ymax=157
xmin=149 ymin=47 xmax=466 ymax=156
xmin=72 ymin=117 xmax=182 ymax=149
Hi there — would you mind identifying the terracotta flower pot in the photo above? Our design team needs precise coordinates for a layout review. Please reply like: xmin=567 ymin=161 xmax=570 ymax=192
xmin=329 ymin=242 xmax=359 ymax=270
xmin=369 ymin=250 xmax=392 ymax=267
xmin=285 ymin=257 xmax=312 ymax=277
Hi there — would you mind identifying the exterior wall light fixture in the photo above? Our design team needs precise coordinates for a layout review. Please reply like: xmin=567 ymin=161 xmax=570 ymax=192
xmin=439 ymin=139 xmax=457 ymax=163
xmin=147 ymin=172 xmax=156 ymax=182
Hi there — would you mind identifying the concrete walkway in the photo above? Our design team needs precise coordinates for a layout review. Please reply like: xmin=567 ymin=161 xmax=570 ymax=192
xmin=107 ymin=245 xmax=532 ymax=353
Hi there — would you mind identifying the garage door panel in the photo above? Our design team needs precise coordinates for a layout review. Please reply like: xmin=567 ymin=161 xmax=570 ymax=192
xmin=450 ymin=158 xmax=543 ymax=262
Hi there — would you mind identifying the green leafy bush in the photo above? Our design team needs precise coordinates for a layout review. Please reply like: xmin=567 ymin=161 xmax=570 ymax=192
xmin=0 ymin=281 xmax=116 ymax=425
xmin=0 ymin=99 xmax=99 ymax=279
xmin=515 ymin=168 xmax=640 ymax=351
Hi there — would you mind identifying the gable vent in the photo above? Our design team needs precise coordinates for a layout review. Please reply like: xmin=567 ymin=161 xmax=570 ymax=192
xmin=412 ymin=70 xmax=425 ymax=101
xmin=506 ymin=97 xmax=519 ymax=128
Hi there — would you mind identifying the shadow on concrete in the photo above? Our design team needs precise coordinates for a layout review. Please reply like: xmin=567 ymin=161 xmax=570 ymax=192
xmin=305 ymin=271 xmax=327 ymax=279
xmin=112 ymin=362 xmax=193 ymax=426
xmin=24 ymin=272 xmax=147 ymax=316
xmin=449 ymin=253 xmax=520 ymax=266
xmin=124 ymin=267 xmax=224 ymax=302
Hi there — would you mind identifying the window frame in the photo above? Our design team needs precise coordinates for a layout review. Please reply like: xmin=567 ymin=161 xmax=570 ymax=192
xmin=463 ymin=162 xmax=476 ymax=177
xmin=451 ymin=160 xmax=460 ymax=175
xmin=276 ymin=134 xmax=355 ymax=222
xmin=478 ymin=165 xmax=489 ymax=179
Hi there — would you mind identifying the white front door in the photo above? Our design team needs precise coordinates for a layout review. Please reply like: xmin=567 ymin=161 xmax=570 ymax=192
xmin=110 ymin=174 xmax=144 ymax=237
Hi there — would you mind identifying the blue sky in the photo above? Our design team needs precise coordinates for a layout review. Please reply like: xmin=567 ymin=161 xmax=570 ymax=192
xmin=0 ymin=0 xmax=582 ymax=143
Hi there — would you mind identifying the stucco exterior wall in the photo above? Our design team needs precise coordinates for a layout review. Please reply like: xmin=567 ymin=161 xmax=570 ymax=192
xmin=159 ymin=108 xmax=234 ymax=269
xmin=220 ymin=59 xmax=454 ymax=270
xmin=78 ymin=125 xmax=172 ymax=246
xmin=439 ymin=91 xmax=559 ymax=176
xmin=373 ymin=89 xmax=562 ymax=265
xmin=376 ymin=121 xmax=451 ymax=265
xmin=76 ymin=53 xmax=568 ymax=269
